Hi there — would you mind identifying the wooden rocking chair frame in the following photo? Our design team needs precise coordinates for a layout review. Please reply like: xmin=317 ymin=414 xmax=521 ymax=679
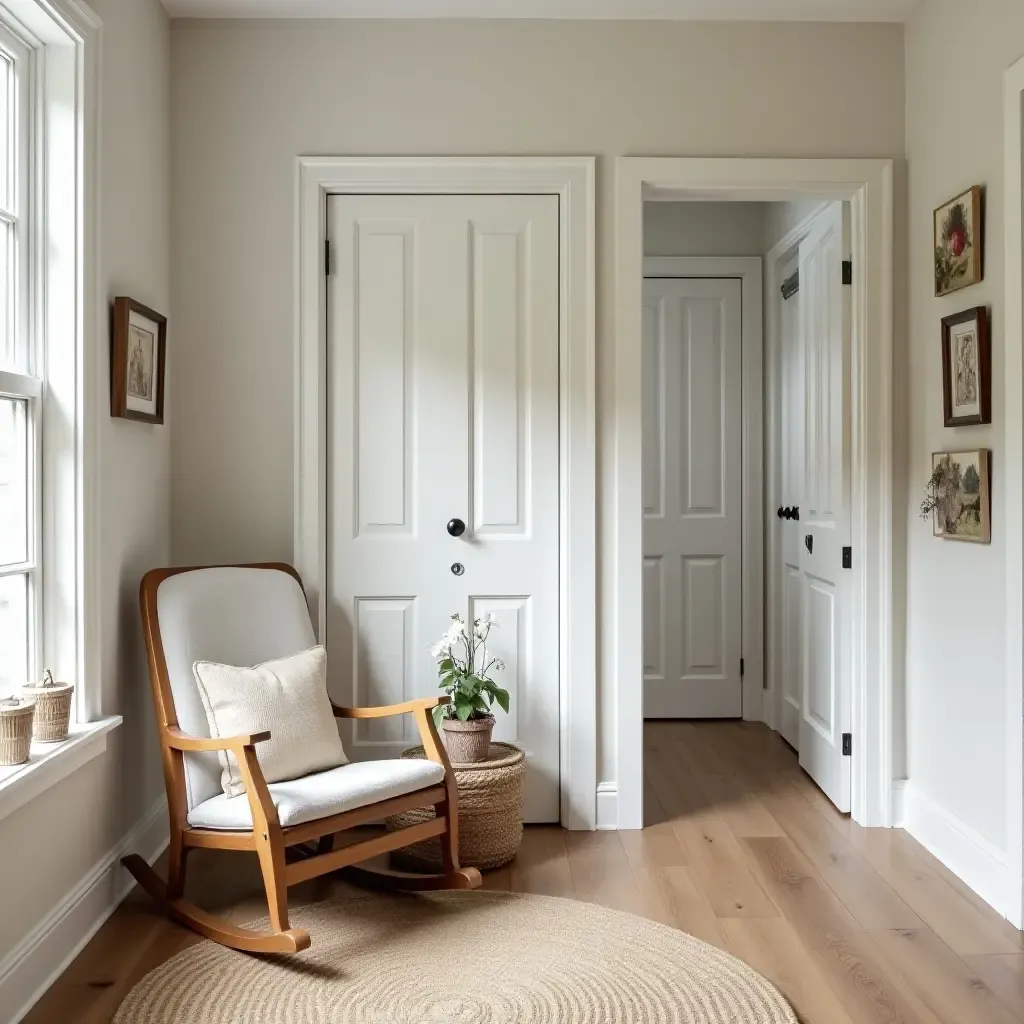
xmin=122 ymin=562 xmax=481 ymax=954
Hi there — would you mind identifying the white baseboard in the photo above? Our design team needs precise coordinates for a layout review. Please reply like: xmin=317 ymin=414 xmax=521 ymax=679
xmin=0 ymin=796 xmax=169 ymax=1024
xmin=596 ymin=782 xmax=618 ymax=830
xmin=891 ymin=780 xmax=907 ymax=828
xmin=901 ymin=783 xmax=1010 ymax=920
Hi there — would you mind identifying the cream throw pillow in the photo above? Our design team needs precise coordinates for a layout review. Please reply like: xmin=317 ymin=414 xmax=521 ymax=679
xmin=192 ymin=645 xmax=347 ymax=799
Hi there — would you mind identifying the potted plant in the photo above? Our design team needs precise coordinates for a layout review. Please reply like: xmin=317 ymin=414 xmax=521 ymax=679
xmin=430 ymin=613 xmax=509 ymax=763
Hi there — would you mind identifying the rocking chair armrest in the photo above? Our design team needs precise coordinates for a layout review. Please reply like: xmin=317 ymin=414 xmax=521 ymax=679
xmin=332 ymin=696 xmax=449 ymax=720
xmin=165 ymin=727 xmax=272 ymax=753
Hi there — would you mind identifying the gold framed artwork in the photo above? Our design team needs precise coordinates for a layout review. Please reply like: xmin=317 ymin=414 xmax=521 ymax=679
xmin=928 ymin=449 xmax=990 ymax=544
xmin=111 ymin=297 xmax=167 ymax=425
xmin=934 ymin=186 xmax=983 ymax=296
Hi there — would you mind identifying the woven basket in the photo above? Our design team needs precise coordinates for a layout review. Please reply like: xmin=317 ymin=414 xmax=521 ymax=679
xmin=23 ymin=671 xmax=74 ymax=743
xmin=0 ymin=697 xmax=36 ymax=766
xmin=387 ymin=742 xmax=525 ymax=871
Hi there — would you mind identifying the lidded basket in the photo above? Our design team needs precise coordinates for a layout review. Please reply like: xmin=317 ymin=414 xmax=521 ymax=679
xmin=23 ymin=670 xmax=74 ymax=743
xmin=0 ymin=696 xmax=36 ymax=766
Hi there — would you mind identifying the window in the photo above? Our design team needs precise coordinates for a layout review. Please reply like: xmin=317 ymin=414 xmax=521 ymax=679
xmin=0 ymin=22 xmax=35 ymax=698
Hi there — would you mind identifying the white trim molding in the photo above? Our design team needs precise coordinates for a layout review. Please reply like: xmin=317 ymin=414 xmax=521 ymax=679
xmin=643 ymin=256 xmax=764 ymax=720
xmin=902 ymin=783 xmax=1012 ymax=922
xmin=294 ymin=156 xmax=597 ymax=829
xmin=615 ymin=158 xmax=894 ymax=830
xmin=0 ymin=796 xmax=169 ymax=1024
xmin=1004 ymin=52 xmax=1024 ymax=931
xmin=596 ymin=782 xmax=618 ymax=830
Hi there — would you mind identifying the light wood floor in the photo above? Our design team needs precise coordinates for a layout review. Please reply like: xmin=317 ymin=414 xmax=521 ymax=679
xmin=27 ymin=721 xmax=1024 ymax=1023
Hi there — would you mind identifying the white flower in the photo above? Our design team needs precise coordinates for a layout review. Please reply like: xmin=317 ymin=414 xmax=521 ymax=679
xmin=430 ymin=640 xmax=449 ymax=659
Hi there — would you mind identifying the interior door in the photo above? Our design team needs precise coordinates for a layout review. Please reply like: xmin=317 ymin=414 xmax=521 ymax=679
xmin=325 ymin=193 xmax=561 ymax=823
xmin=642 ymin=277 xmax=743 ymax=719
xmin=778 ymin=254 xmax=803 ymax=750
xmin=797 ymin=202 xmax=853 ymax=812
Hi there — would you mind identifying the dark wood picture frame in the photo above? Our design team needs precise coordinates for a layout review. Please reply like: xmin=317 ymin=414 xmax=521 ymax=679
xmin=111 ymin=296 xmax=167 ymax=424
xmin=941 ymin=306 xmax=990 ymax=427
xmin=934 ymin=185 xmax=983 ymax=296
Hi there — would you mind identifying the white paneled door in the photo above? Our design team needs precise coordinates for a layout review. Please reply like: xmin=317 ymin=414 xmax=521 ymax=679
xmin=796 ymin=202 xmax=853 ymax=813
xmin=325 ymin=194 xmax=561 ymax=823
xmin=642 ymin=277 xmax=743 ymax=719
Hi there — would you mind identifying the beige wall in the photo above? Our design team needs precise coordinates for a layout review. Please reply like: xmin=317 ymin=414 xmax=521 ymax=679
xmin=169 ymin=18 xmax=905 ymax=787
xmin=0 ymin=0 xmax=170 ymax=976
xmin=644 ymin=201 xmax=769 ymax=257
xmin=905 ymin=1 xmax=1024 ymax=850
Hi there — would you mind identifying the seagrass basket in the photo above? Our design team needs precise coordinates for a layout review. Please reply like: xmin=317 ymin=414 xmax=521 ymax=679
xmin=387 ymin=742 xmax=525 ymax=871
xmin=23 ymin=671 xmax=74 ymax=742
xmin=0 ymin=697 xmax=36 ymax=766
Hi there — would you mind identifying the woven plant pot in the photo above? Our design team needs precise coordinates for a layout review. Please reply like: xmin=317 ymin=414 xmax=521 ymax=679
xmin=387 ymin=742 xmax=525 ymax=871
xmin=23 ymin=670 xmax=74 ymax=743
xmin=0 ymin=697 xmax=36 ymax=766
xmin=441 ymin=715 xmax=494 ymax=763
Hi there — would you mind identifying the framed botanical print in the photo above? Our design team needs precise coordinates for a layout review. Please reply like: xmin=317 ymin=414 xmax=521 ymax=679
xmin=111 ymin=297 xmax=167 ymax=424
xmin=941 ymin=306 xmax=990 ymax=426
xmin=934 ymin=186 xmax=983 ymax=296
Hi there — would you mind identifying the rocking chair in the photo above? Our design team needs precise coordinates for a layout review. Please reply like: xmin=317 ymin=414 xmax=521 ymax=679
xmin=122 ymin=562 xmax=481 ymax=954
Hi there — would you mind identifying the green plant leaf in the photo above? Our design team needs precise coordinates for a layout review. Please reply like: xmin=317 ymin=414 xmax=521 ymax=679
xmin=438 ymin=658 xmax=454 ymax=673
xmin=455 ymin=701 xmax=474 ymax=722
xmin=432 ymin=704 xmax=446 ymax=727
xmin=493 ymin=687 xmax=510 ymax=714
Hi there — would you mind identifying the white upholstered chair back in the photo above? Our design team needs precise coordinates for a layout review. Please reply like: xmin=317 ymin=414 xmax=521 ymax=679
xmin=155 ymin=566 xmax=317 ymax=811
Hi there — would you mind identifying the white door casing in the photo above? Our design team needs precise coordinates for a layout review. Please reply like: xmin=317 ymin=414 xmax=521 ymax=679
xmin=797 ymin=202 xmax=853 ymax=812
xmin=778 ymin=253 xmax=803 ymax=750
xmin=325 ymin=193 xmax=561 ymax=823
xmin=642 ymin=277 xmax=743 ymax=719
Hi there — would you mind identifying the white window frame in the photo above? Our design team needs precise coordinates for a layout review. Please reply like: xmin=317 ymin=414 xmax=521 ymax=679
xmin=0 ymin=0 xmax=119 ymax=821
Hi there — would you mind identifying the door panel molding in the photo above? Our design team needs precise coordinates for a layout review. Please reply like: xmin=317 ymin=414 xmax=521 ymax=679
xmin=296 ymin=156 xmax=596 ymax=829
xmin=617 ymin=158 xmax=895 ymax=831
xmin=643 ymin=257 xmax=764 ymax=726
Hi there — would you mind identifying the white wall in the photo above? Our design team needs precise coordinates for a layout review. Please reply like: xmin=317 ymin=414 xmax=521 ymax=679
xmin=904 ymin=0 xmax=1024 ymax=858
xmin=169 ymin=17 xmax=905 ymax=800
xmin=0 ymin=0 xmax=170 ymax=1007
xmin=644 ymin=201 xmax=769 ymax=257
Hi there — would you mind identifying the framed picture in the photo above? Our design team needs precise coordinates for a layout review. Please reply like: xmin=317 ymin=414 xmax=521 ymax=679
xmin=934 ymin=186 xmax=983 ymax=296
xmin=111 ymin=297 xmax=166 ymax=424
xmin=930 ymin=449 xmax=990 ymax=543
xmin=941 ymin=306 xmax=990 ymax=426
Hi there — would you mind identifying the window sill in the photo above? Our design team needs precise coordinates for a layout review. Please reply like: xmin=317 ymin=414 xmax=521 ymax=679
xmin=0 ymin=716 xmax=122 ymax=825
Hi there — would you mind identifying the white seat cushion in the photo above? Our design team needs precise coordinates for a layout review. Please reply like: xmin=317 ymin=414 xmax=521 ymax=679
xmin=186 ymin=758 xmax=446 ymax=831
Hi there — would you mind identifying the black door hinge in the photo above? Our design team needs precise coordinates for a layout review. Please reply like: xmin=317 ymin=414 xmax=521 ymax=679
xmin=842 ymin=733 xmax=852 ymax=756
xmin=842 ymin=260 xmax=853 ymax=286
xmin=842 ymin=546 xmax=852 ymax=570
xmin=324 ymin=240 xmax=331 ymax=277
xmin=740 ymin=658 xmax=745 ymax=678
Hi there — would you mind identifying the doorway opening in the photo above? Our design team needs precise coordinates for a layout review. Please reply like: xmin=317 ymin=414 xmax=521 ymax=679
xmin=614 ymin=158 xmax=895 ymax=833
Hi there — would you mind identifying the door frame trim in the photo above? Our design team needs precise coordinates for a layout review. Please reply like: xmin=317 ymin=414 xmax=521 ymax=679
xmin=643 ymin=256 xmax=764 ymax=719
xmin=294 ymin=156 xmax=597 ymax=829
xmin=615 ymin=158 xmax=894 ymax=830
xmin=1003 ymin=54 xmax=1024 ymax=929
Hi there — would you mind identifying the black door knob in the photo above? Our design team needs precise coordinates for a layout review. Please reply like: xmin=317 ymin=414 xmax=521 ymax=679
xmin=781 ymin=506 xmax=795 ymax=520
xmin=792 ymin=506 xmax=800 ymax=521
xmin=447 ymin=518 xmax=466 ymax=538
xmin=777 ymin=507 xmax=786 ymax=519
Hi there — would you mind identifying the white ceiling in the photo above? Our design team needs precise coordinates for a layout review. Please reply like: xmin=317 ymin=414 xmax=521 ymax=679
xmin=163 ymin=0 xmax=921 ymax=22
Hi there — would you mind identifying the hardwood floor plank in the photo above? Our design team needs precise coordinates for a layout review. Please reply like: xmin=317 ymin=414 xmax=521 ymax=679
xmin=761 ymin=785 xmax=924 ymax=930
xmin=630 ymin=865 xmax=730 ymax=950
xmin=848 ymin=826 xmax=1023 ymax=956
xmin=744 ymin=836 xmax=944 ymax=1023
xmin=868 ymin=928 xmax=1022 ymax=1024
xmin=720 ymin=918 xmax=859 ymax=1024
xmin=563 ymin=830 xmax=646 ymax=914
xmin=508 ymin=826 xmax=575 ymax=898
xmin=964 ymin=954 xmax=1024 ymax=1023
xmin=618 ymin=820 xmax=688 ymax=868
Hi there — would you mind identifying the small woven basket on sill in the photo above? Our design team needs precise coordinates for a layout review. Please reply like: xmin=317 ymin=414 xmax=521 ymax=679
xmin=0 ymin=697 xmax=36 ymax=766
xmin=23 ymin=670 xmax=74 ymax=743
xmin=386 ymin=742 xmax=525 ymax=871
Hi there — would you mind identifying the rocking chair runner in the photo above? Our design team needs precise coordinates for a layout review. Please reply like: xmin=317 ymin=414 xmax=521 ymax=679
xmin=122 ymin=562 xmax=481 ymax=954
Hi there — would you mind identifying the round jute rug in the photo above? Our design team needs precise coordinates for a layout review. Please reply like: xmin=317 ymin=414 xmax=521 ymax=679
xmin=114 ymin=892 xmax=797 ymax=1023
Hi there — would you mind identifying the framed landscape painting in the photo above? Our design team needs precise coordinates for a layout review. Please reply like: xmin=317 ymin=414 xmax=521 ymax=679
xmin=930 ymin=449 xmax=990 ymax=543
xmin=941 ymin=306 xmax=990 ymax=426
xmin=111 ymin=297 xmax=167 ymax=424
xmin=934 ymin=186 xmax=983 ymax=296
